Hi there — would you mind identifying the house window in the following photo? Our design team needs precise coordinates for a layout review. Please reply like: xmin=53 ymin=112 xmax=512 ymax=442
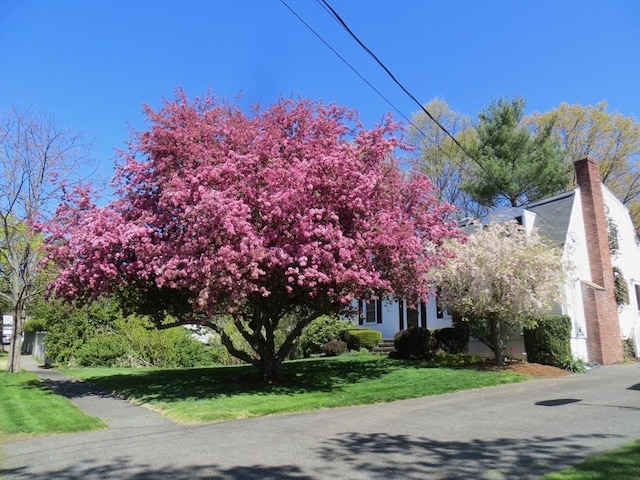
xmin=635 ymin=284 xmax=640 ymax=312
xmin=365 ymin=300 xmax=377 ymax=323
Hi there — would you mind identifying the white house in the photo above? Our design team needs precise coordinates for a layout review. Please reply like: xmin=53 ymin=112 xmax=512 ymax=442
xmin=349 ymin=158 xmax=640 ymax=364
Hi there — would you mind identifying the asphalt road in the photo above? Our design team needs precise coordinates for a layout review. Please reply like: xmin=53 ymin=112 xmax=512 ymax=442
xmin=1 ymin=359 xmax=639 ymax=480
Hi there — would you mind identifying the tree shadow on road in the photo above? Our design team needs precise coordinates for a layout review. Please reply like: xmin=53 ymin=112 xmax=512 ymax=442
xmin=2 ymin=433 xmax=626 ymax=480
xmin=314 ymin=431 xmax=625 ymax=480
xmin=0 ymin=458 xmax=314 ymax=480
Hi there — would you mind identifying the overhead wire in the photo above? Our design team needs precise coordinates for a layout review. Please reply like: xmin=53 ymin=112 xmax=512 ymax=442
xmin=315 ymin=0 xmax=483 ymax=168
xmin=279 ymin=0 xmax=430 ymax=139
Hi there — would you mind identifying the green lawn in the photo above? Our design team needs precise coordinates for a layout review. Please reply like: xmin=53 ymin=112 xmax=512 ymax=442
xmin=66 ymin=354 xmax=528 ymax=423
xmin=0 ymin=371 xmax=106 ymax=441
xmin=541 ymin=440 xmax=640 ymax=480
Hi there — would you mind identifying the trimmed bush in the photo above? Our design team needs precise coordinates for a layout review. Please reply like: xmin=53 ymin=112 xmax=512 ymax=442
xmin=347 ymin=328 xmax=382 ymax=351
xmin=434 ymin=326 xmax=469 ymax=354
xmin=392 ymin=327 xmax=432 ymax=360
xmin=321 ymin=340 xmax=348 ymax=357
xmin=299 ymin=316 xmax=352 ymax=357
xmin=523 ymin=315 xmax=572 ymax=367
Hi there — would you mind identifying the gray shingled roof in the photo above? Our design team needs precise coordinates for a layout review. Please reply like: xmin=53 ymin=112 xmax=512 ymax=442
xmin=525 ymin=191 xmax=576 ymax=248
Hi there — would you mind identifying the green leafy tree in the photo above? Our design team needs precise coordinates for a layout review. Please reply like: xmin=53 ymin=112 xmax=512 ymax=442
xmin=525 ymin=102 xmax=640 ymax=235
xmin=435 ymin=221 xmax=565 ymax=366
xmin=465 ymin=97 xmax=570 ymax=208
xmin=409 ymin=99 xmax=483 ymax=219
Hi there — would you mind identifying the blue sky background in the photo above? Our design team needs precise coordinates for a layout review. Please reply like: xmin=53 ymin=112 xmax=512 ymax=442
xmin=1 ymin=0 xmax=639 ymax=189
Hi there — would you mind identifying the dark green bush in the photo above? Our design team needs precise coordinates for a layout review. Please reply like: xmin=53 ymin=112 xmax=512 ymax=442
xmin=523 ymin=315 xmax=572 ymax=367
xmin=321 ymin=340 xmax=348 ymax=357
xmin=299 ymin=315 xmax=352 ymax=357
xmin=347 ymin=328 xmax=382 ymax=351
xmin=392 ymin=327 xmax=432 ymax=360
xmin=434 ymin=326 xmax=469 ymax=354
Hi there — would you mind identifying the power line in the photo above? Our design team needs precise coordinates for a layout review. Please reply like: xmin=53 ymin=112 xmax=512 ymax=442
xmin=316 ymin=0 xmax=481 ymax=167
xmin=278 ymin=0 xmax=429 ymax=139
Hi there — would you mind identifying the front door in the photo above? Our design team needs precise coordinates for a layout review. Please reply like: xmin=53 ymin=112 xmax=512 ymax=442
xmin=406 ymin=307 xmax=419 ymax=328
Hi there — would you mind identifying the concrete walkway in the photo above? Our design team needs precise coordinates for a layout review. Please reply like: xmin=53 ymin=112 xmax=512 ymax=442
xmin=16 ymin=355 xmax=177 ymax=431
xmin=1 ymin=357 xmax=639 ymax=479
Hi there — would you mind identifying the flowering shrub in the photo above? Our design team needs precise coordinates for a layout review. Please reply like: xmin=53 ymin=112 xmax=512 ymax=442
xmin=435 ymin=221 xmax=564 ymax=366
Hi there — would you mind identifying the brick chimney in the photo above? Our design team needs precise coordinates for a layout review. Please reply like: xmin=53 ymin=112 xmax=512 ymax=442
xmin=575 ymin=158 xmax=623 ymax=364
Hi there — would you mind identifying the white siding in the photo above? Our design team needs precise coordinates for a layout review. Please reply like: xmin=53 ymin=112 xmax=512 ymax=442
xmin=603 ymin=185 xmax=640 ymax=353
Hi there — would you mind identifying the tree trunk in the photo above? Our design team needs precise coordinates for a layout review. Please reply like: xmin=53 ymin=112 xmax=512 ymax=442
xmin=255 ymin=350 xmax=282 ymax=382
xmin=490 ymin=315 xmax=506 ymax=367
xmin=7 ymin=305 xmax=25 ymax=372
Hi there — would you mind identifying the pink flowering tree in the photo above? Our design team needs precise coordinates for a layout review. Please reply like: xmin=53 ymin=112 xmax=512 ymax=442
xmin=47 ymin=91 xmax=459 ymax=380
xmin=434 ymin=221 xmax=565 ymax=366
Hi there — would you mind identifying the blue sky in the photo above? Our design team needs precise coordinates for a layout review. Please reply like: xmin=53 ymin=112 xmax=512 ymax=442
xmin=1 ymin=0 xmax=639 ymax=188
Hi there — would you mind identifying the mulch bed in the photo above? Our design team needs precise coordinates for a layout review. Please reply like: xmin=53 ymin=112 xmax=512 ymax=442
xmin=475 ymin=361 xmax=570 ymax=377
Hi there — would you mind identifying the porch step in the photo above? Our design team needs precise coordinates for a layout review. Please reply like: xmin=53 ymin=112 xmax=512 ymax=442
xmin=372 ymin=339 xmax=395 ymax=354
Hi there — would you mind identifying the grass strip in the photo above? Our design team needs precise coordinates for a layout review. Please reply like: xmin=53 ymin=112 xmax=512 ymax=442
xmin=541 ymin=440 xmax=640 ymax=480
xmin=0 ymin=372 xmax=106 ymax=438
xmin=66 ymin=354 xmax=528 ymax=424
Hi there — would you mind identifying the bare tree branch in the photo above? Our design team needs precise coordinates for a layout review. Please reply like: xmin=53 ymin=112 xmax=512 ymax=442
xmin=0 ymin=105 xmax=92 ymax=371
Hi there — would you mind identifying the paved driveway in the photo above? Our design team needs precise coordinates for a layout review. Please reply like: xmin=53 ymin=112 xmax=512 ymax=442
xmin=1 ymin=360 xmax=639 ymax=479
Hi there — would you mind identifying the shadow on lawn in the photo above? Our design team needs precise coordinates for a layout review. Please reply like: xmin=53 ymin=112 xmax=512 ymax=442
xmin=70 ymin=357 xmax=402 ymax=403
xmin=2 ymin=373 xmax=115 ymax=402
xmin=1 ymin=433 xmax=625 ymax=480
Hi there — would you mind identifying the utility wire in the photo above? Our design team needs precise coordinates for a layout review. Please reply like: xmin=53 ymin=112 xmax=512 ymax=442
xmin=279 ymin=0 xmax=429 ymax=139
xmin=316 ymin=0 xmax=482 ymax=168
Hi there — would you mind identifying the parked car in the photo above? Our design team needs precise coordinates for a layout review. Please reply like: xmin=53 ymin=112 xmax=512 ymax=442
xmin=2 ymin=315 xmax=13 ymax=344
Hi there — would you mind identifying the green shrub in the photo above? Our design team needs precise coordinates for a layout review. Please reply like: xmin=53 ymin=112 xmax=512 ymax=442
xmin=31 ymin=298 xmax=122 ymax=365
xmin=74 ymin=333 xmax=128 ymax=367
xmin=321 ymin=340 xmax=348 ymax=357
xmin=24 ymin=317 xmax=47 ymax=333
xmin=174 ymin=332 xmax=216 ymax=367
xmin=299 ymin=315 xmax=352 ymax=357
xmin=562 ymin=358 xmax=588 ymax=373
xmin=392 ymin=327 xmax=432 ymax=360
xmin=523 ymin=315 xmax=572 ymax=368
xmin=346 ymin=328 xmax=382 ymax=351
xmin=430 ymin=352 xmax=485 ymax=367
xmin=115 ymin=317 xmax=215 ymax=368
xmin=433 ymin=326 xmax=469 ymax=354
